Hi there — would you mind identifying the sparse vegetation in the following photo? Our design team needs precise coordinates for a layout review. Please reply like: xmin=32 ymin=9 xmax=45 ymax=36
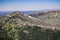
xmin=0 ymin=23 xmax=60 ymax=40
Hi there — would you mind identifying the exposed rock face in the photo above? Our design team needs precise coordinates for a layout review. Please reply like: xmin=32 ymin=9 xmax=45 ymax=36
xmin=2 ymin=11 xmax=42 ymax=27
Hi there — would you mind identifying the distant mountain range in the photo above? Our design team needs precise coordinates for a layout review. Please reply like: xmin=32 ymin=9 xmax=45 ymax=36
xmin=0 ymin=11 xmax=13 ymax=16
xmin=1 ymin=9 xmax=59 ymax=16
xmin=0 ymin=11 xmax=41 ymax=16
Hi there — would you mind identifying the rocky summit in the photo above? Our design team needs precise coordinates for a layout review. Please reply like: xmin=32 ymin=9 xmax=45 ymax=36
xmin=0 ymin=11 xmax=42 ymax=27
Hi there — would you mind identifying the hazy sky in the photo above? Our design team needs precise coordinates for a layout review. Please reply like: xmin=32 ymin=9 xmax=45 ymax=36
xmin=0 ymin=0 xmax=60 ymax=11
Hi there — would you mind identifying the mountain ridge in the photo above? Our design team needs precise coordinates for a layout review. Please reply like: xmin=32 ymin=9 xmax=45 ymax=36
xmin=0 ymin=10 xmax=60 ymax=30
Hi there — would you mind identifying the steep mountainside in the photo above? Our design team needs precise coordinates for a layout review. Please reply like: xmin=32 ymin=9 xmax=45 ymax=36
xmin=30 ymin=10 xmax=60 ymax=27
